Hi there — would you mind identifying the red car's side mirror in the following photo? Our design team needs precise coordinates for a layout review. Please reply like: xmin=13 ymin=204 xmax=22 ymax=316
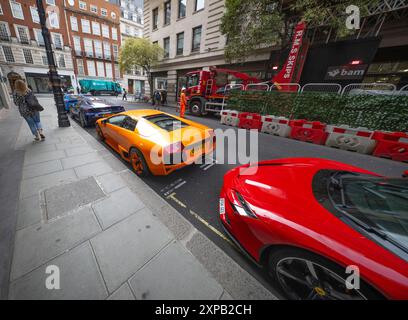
xmin=403 ymin=170 xmax=408 ymax=178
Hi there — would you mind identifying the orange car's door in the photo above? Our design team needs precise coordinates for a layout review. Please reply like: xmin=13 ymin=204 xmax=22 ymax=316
xmin=111 ymin=116 xmax=138 ymax=155
xmin=103 ymin=115 xmax=127 ymax=150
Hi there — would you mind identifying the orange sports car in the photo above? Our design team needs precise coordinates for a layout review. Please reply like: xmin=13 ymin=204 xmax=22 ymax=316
xmin=95 ymin=110 xmax=216 ymax=176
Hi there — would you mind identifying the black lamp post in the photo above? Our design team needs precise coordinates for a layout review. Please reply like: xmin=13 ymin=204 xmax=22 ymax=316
xmin=36 ymin=0 xmax=70 ymax=127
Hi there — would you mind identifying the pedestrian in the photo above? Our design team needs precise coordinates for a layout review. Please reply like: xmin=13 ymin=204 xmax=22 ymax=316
xmin=13 ymin=79 xmax=45 ymax=142
xmin=179 ymin=87 xmax=187 ymax=118
xmin=122 ymin=88 xmax=127 ymax=101
xmin=154 ymin=90 xmax=161 ymax=110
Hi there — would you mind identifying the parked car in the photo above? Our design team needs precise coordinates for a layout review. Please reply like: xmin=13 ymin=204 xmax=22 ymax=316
xmin=69 ymin=96 xmax=125 ymax=127
xmin=64 ymin=93 xmax=84 ymax=111
xmin=79 ymin=79 xmax=122 ymax=96
xmin=220 ymin=157 xmax=408 ymax=300
xmin=95 ymin=110 xmax=215 ymax=176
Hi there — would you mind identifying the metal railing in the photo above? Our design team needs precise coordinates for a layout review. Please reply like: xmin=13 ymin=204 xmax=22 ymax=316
xmin=341 ymin=83 xmax=396 ymax=95
xmin=269 ymin=83 xmax=301 ymax=92
xmin=301 ymin=83 xmax=342 ymax=94
xmin=245 ymin=83 xmax=270 ymax=91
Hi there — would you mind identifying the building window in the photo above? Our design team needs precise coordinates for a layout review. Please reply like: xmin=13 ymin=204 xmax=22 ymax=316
xmin=90 ymin=5 xmax=98 ymax=14
xmin=164 ymin=1 xmax=171 ymax=26
xmin=163 ymin=37 xmax=170 ymax=58
xmin=2 ymin=46 xmax=15 ymax=63
xmin=70 ymin=16 xmax=78 ymax=31
xmin=176 ymin=32 xmax=184 ymax=56
xmin=84 ymin=38 xmax=93 ymax=57
xmin=15 ymin=26 xmax=30 ymax=44
xmin=114 ymin=64 xmax=120 ymax=79
xmin=79 ymin=1 xmax=87 ymax=10
xmin=87 ymin=60 xmax=96 ymax=76
xmin=73 ymin=36 xmax=81 ymax=55
xmin=30 ymin=7 xmax=40 ymax=24
xmin=46 ymin=0 xmax=56 ymax=5
xmin=58 ymin=55 xmax=66 ymax=68
xmin=81 ymin=19 xmax=91 ymax=33
xmin=112 ymin=44 xmax=119 ymax=61
xmin=92 ymin=21 xmax=101 ymax=36
xmin=0 ymin=23 xmax=10 ymax=41
xmin=111 ymin=27 xmax=117 ymax=40
xmin=178 ymin=0 xmax=186 ymax=19
xmin=192 ymin=26 xmax=202 ymax=52
xmin=48 ymin=12 xmax=59 ymax=29
xmin=0 ymin=4 xmax=3 ymax=15
xmin=34 ymin=29 xmax=44 ymax=46
xmin=23 ymin=48 xmax=34 ymax=64
xmin=94 ymin=40 xmax=103 ymax=58
xmin=195 ymin=0 xmax=205 ymax=12
xmin=52 ymin=33 xmax=63 ymax=49
xmin=103 ymin=42 xmax=111 ymax=59
xmin=101 ymin=8 xmax=107 ymax=16
xmin=41 ymin=54 xmax=48 ymax=65
xmin=97 ymin=61 xmax=105 ymax=77
xmin=152 ymin=8 xmax=158 ymax=30
xmin=105 ymin=62 xmax=112 ymax=78
xmin=77 ymin=59 xmax=85 ymax=75
xmin=102 ymin=25 xmax=109 ymax=38
xmin=10 ymin=1 xmax=24 ymax=20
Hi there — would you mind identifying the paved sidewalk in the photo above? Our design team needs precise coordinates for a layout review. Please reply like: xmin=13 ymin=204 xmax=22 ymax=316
xmin=7 ymin=97 xmax=276 ymax=300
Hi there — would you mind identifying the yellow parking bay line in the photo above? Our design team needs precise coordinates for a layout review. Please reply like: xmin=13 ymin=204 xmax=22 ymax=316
xmin=166 ymin=193 xmax=187 ymax=208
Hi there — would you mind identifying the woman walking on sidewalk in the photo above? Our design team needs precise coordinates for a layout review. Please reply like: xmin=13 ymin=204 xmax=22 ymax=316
xmin=13 ymin=80 xmax=45 ymax=142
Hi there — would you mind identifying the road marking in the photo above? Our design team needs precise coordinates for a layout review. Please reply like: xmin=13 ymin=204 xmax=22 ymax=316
xmin=203 ymin=163 xmax=216 ymax=171
xmin=189 ymin=209 xmax=235 ymax=246
xmin=166 ymin=193 xmax=187 ymax=208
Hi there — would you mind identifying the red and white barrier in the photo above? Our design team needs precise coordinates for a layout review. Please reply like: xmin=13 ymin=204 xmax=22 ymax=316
xmin=372 ymin=131 xmax=408 ymax=162
xmin=238 ymin=112 xmax=262 ymax=131
xmin=289 ymin=120 xmax=329 ymax=145
xmin=325 ymin=125 xmax=377 ymax=154
xmin=261 ymin=116 xmax=292 ymax=137
xmin=220 ymin=110 xmax=240 ymax=127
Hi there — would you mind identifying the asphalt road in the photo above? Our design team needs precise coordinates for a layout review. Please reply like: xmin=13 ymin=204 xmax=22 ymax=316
xmin=82 ymin=96 xmax=408 ymax=299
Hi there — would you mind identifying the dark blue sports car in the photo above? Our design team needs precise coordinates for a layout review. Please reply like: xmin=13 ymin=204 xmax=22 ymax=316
xmin=64 ymin=94 xmax=83 ymax=111
xmin=69 ymin=96 xmax=125 ymax=127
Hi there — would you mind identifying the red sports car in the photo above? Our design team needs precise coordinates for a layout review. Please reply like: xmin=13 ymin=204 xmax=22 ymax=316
xmin=220 ymin=158 xmax=408 ymax=300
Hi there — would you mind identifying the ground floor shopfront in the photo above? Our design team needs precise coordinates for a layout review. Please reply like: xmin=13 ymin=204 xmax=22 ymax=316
xmin=0 ymin=65 xmax=76 ymax=94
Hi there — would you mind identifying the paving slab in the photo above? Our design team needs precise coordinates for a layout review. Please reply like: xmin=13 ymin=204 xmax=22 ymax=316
xmin=129 ymin=241 xmax=223 ymax=300
xmin=22 ymin=160 xmax=63 ymax=180
xmin=17 ymin=195 xmax=42 ymax=230
xmin=90 ymin=210 xmax=173 ymax=293
xmin=74 ymin=161 xmax=113 ymax=179
xmin=11 ymin=206 xmax=101 ymax=281
xmin=20 ymin=169 xmax=78 ymax=199
xmin=24 ymin=150 xmax=66 ymax=166
xmin=96 ymin=172 xmax=127 ymax=193
xmin=92 ymin=187 xmax=144 ymax=229
xmin=61 ymin=152 xmax=100 ymax=169
xmin=107 ymin=282 xmax=135 ymax=300
xmin=44 ymin=177 xmax=106 ymax=220
xmin=65 ymin=145 xmax=96 ymax=157
xmin=9 ymin=242 xmax=107 ymax=300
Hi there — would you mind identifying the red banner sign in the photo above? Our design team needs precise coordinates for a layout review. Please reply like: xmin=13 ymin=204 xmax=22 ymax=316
xmin=273 ymin=21 xmax=307 ymax=84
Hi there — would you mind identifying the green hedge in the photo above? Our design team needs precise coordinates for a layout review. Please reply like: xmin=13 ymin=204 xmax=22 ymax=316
xmin=227 ymin=91 xmax=408 ymax=132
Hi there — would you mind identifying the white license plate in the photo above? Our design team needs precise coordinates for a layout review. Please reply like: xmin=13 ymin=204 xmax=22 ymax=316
xmin=219 ymin=198 xmax=225 ymax=214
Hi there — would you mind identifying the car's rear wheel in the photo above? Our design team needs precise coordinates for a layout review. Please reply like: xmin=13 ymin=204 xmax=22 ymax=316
xmin=129 ymin=148 xmax=150 ymax=177
xmin=267 ymin=248 xmax=383 ymax=300
xmin=79 ymin=112 xmax=88 ymax=128
xmin=96 ymin=124 xmax=104 ymax=141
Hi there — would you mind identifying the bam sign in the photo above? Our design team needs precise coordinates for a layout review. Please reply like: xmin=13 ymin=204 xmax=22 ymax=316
xmin=324 ymin=65 xmax=368 ymax=80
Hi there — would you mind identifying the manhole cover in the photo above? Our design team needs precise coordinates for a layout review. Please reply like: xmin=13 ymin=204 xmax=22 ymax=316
xmin=44 ymin=177 xmax=105 ymax=220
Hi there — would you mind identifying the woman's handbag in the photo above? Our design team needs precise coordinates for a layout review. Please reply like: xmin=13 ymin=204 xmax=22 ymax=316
xmin=25 ymin=93 xmax=44 ymax=112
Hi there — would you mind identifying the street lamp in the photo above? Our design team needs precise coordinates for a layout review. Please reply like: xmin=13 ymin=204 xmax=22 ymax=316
xmin=36 ymin=0 xmax=70 ymax=127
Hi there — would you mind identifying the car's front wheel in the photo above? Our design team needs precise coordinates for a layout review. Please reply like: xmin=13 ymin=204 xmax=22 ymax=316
xmin=129 ymin=148 xmax=150 ymax=177
xmin=267 ymin=248 xmax=383 ymax=300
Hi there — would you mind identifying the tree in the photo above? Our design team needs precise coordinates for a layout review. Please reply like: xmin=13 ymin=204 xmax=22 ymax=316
xmin=221 ymin=0 xmax=376 ymax=62
xmin=119 ymin=38 xmax=163 ymax=100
